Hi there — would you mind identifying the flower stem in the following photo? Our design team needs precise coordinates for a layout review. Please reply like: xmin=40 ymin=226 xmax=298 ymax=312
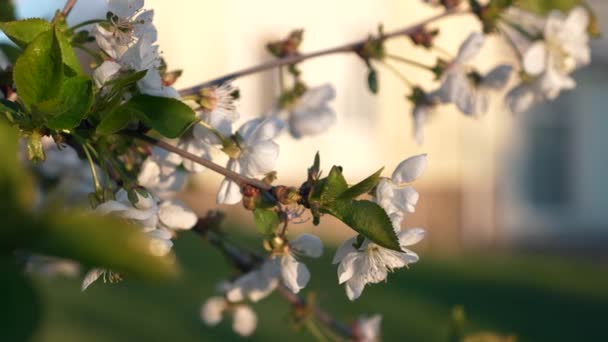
xmin=179 ymin=9 xmax=465 ymax=95
xmin=130 ymin=133 xmax=272 ymax=191
xmin=377 ymin=60 xmax=414 ymax=87
xmin=385 ymin=53 xmax=434 ymax=71
xmin=70 ymin=19 xmax=105 ymax=31
xmin=82 ymin=143 xmax=102 ymax=193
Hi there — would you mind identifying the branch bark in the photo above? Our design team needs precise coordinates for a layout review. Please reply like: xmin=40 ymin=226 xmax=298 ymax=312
xmin=131 ymin=133 xmax=272 ymax=191
xmin=62 ymin=0 xmax=78 ymax=16
xmin=179 ymin=9 xmax=464 ymax=96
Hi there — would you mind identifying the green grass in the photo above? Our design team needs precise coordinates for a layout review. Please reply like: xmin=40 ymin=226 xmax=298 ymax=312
xmin=29 ymin=231 xmax=608 ymax=342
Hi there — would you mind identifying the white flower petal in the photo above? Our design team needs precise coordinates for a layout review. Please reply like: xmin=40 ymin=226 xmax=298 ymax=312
xmin=337 ymin=253 xmax=358 ymax=284
xmin=391 ymin=154 xmax=427 ymax=184
xmin=81 ymin=268 xmax=104 ymax=291
xmin=358 ymin=314 xmax=382 ymax=342
xmin=455 ymin=32 xmax=485 ymax=64
xmin=232 ymin=306 xmax=258 ymax=337
xmin=398 ymin=228 xmax=426 ymax=247
xmin=240 ymin=140 xmax=279 ymax=177
xmin=290 ymin=234 xmax=323 ymax=258
xmin=216 ymin=161 xmax=242 ymax=205
xmin=158 ymin=201 xmax=197 ymax=230
xmin=523 ymin=42 xmax=548 ymax=76
xmin=93 ymin=61 xmax=121 ymax=88
xmin=238 ymin=117 xmax=285 ymax=144
xmin=280 ymin=254 xmax=310 ymax=293
xmin=200 ymin=297 xmax=226 ymax=326
xmin=481 ymin=65 xmax=513 ymax=90
xmin=332 ymin=236 xmax=358 ymax=264
xmin=345 ymin=276 xmax=366 ymax=301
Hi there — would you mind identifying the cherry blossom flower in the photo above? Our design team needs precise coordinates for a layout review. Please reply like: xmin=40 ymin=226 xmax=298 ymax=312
xmin=333 ymin=228 xmax=425 ymax=301
xmin=83 ymin=189 xmax=197 ymax=290
xmin=93 ymin=0 xmax=156 ymax=59
xmin=138 ymin=147 xmax=186 ymax=199
xmin=507 ymin=7 xmax=590 ymax=113
xmin=225 ymin=234 xmax=323 ymax=300
xmin=94 ymin=33 xmax=178 ymax=98
xmin=217 ymin=117 xmax=284 ymax=205
xmin=279 ymin=83 xmax=337 ymax=139
xmin=375 ymin=154 xmax=427 ymax=232
xmin=201 ymin=297 xmax=258 ymax=337
xmin=436 ymin=33 xmax=513 ymax=116
xmin=356 ymin=314 xmax=382 ymax=342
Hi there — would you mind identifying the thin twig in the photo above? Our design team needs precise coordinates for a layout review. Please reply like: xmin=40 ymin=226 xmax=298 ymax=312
xmin=62 ymin=0 xmax=78 ymax=16
xmin=179 ymin=9 xmax=464 ymax=95
xmin=131 ymin=133 xmax=272 ymax=191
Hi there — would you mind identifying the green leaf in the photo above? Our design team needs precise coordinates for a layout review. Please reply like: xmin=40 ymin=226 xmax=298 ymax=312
xmin=0 ymin=258 xmax=42 ymax=342
xmin=325 ymin=199 xmax=401 ymax=251
xmin=253 ymin=208 xmax=280 ymax=235
xmin=55 ymin=26 xmax=82 ymax=75
xmin=96 ymin=103 xmax=139 ymax=136
xmin=128 ymin=95 xmax=196 ymax=138
xmin=38 ymin=76 xmax=94 ymax=130
xmin=0 ymin=0 xmax=17 ymax=22
xmin=34 ymin=76 xmax=92 ymax=129
xmin=29 ymin=210 xmax=178 ymax=282
xmin=13 ymin=29 xmax=63 ymax=109
xmin=0 ymin=99 xmax=21 ymax=121
xmin=514 ymin=0 xmax=581 ymax=14
xmin=311 ymin=166 xmax=348 ymax=204
xmin=340 ymin=167 xmax=384 ymax=199
xmin=0 ymin=18 xmax=51 ymax=49
xmin=106 ymin=69 xmax=148 ymax=89
xmin=367 ymin=68 xmax=379 ymax=94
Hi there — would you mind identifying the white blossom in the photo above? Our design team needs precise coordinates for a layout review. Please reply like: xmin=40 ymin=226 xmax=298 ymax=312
xmin=225 ymin=260 xmax=280 ymax=303
xmin=280 ymin=83 xmax=337 ymax=139
xmin=375 ymin=154 xmax=427 ymax=232
xmin=436 ymin=33 xmax=512 ymax=116
xmin=270 ymin=233 xmax=324 ymax=293
xmin=138 ymin=147 xmax=186 ymax=199
xmin=356 ymin=314 xmax=382 ymax=342
xmin=522 ymin=7 xmax=590 ymax=80
xmin=217 ymin=117 xmax=284 ymax=205
xmin=200 ymin=297 xmax=258 ymax=337
xmin=25 ymin=255 xmax=80 ymax=278
xmin=333 ymin=228 xmax=425 ymax=301
xmin=94 ymin=31 xmax=177 ymax=98
xmin=225 ymin=234 xmax=323 ymax=300
xmin=507 ymin=7 xmax=590 ymax=113
xmin=93 ymin=0 xmax=156 ymax=59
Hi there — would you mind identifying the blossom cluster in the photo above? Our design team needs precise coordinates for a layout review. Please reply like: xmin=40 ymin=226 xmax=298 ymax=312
xmin=1 ymin=0 xmax=596 ymax=340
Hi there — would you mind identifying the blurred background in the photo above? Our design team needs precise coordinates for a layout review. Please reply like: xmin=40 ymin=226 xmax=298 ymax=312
xmin=5 ymin=0 xmax=608 ymax=341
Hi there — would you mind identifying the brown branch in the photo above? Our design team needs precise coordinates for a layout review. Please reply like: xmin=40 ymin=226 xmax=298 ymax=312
xmin=179 ymin=9 xmax=464 ymax=96
xmin=193 ymin=217 xmax=355 ymax=340
xmin=131 ymin=133 xmax=272 ymax=191
xmin=62 ymin=0 xmax=78 ymax=16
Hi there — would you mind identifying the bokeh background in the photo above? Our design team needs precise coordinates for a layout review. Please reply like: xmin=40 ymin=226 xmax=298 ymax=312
xmin=4 ymin=0 xmax=608 ymax=341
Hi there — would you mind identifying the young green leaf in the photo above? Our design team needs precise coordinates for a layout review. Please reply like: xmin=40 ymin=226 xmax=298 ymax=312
xmin=515 ymin=0 xmax=581 ymax=14
xmin=0 ymin=18 xmax=51 ymax=49
xmin=96 ymin=103 xmax=139 ymax=136
xmin=253 ymin=208 xmax=280 ymax=235
xmin=324 ymin=199 xmax=401 ymax=251
xmin=367 ymin=68 xmax=379 ymax=94
xmin=13 ymin=29 xmax=63 ymax=109
xmin=38 ymin=76 xmax=94 ymax=130
xmin=128 ymin=95 xmax=197 ymax=138
xmin=311 ymin=166 xmax=348 ymax=204
xmin=339 ymin=167 xmax=384 ymax=199
xmin=29 ymin=210 xmax=178 ymax=282
xmin=55 ymin=26 xmax=82 ymax=75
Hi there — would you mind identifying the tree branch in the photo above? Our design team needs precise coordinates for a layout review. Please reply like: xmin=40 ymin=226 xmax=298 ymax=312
xmin=62 ymin=0 xmax=78 ymax=16
xmin=193 ymin=216 xmax=355 ymax=340
xmin=179 ymin=9 xmax=464 ymax=96
xmin=131 ymin=133 xmax=272 ymax=191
